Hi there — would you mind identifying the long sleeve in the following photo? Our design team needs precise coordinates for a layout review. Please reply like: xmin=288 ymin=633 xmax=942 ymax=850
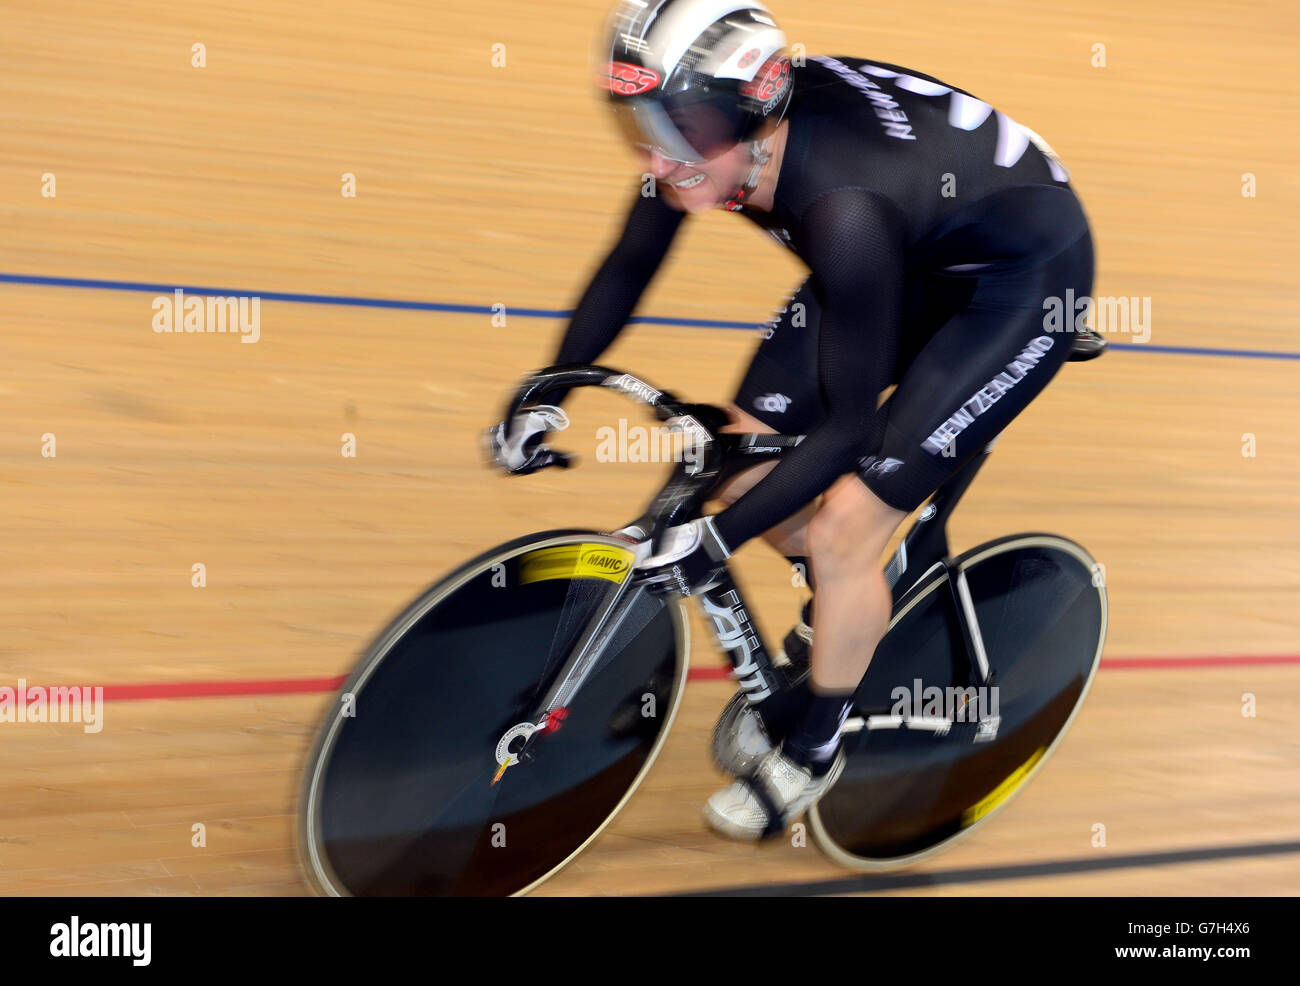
xmin=553 ymin=188 xmax=686 ymax=366
xmin=712 ymin=188 xmax=906 ymax=549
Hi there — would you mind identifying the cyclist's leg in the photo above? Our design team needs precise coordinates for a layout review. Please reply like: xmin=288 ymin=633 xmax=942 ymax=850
xmin=730 ymin=277 xmax=827 ymax=438
xmin=861 ymin=231 xmax=1094 ymax=510
xmin=716 ymin=265 xmax=977 ymax=573
xmin=707 ymin=235 xmax=1094 ymax=836
xmin=716 ymin=277 xmax=828 ymax=561
xmin=803 ymin=477 xmax=906 ymax=690
xmin=711 ymin=266 xmax=964 ymax=696
xmin=703 ymin=473 xmax=904 ymax=837
xmin=788 ymin=233 xmax=1095 ymax=769
xmin=709 ymin=264 xmax=978 ymax=762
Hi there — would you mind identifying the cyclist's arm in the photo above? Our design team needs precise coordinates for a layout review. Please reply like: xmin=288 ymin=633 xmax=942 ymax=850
xmin=552 ymin=189 xmax=686 ymax=367
xmin=711 ymin=188 xmax=906 ymax=550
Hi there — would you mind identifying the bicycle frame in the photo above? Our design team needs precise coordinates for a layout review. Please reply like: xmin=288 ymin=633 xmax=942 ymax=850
xmin=501 ymin=363 xmax=999 ymax=733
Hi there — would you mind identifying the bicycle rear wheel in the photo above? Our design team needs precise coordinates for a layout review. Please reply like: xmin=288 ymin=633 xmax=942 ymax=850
xmin=299 ymin=530 xmax=688 ymax=896
xmin=809 ymin=534 xmax=1106 ymax=870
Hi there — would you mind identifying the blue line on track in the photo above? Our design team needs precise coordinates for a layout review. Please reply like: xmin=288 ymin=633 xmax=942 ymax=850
xmin=3 ymin=271 xmax=1297 ymax=361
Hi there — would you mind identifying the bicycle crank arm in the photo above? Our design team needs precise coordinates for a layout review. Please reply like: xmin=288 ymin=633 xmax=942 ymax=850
xmin=843 ymin=709 xmax=1001 ymax=742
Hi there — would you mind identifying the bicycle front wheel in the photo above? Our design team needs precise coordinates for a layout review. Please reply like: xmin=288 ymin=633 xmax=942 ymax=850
xmin=299 ymin=531 xmax=688 ymax=896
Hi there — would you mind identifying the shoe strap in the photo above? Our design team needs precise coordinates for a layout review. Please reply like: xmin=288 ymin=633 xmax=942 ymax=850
xmin=737 ymin=770 xmax=791 ymax=840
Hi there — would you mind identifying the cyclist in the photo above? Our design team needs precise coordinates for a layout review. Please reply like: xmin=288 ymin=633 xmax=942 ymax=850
xmin=490 ymin=0 xmax=1096 ymax=841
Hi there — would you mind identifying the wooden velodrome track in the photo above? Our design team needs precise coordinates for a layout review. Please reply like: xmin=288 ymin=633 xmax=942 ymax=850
xmin=1 ymin=0 xmax=1297 ymax=896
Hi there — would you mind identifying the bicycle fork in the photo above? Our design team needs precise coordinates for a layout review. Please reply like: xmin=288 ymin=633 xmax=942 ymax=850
xmin=504 ymin=570 xmax=785 ymax=777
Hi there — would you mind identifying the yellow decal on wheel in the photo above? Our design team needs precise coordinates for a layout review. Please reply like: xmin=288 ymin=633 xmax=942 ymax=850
xmin=962 ymin=746 xmax=1046 ymax=827
xmin=519 ymin=543 xmax=634 ymax=585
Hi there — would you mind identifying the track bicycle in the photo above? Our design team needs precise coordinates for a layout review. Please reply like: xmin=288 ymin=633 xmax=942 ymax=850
xmin=300 ymin=347 xmax=1107 ymax=896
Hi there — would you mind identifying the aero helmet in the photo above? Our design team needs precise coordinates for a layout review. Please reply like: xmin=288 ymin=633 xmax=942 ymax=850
xmin=598 ymin=0 xmax=794 ymax=165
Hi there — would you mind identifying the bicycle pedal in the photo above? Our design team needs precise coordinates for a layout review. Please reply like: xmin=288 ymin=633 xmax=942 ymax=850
xmin=710 ymin=692 xmax=774 ymax=776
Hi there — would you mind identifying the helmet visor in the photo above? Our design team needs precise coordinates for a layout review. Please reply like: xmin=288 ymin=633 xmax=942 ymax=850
xmin=611 ymin=91 xmax=750 ymax=165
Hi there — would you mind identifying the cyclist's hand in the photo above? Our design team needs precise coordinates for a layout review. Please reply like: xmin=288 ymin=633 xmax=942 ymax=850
xmin=486 ymin=404 xmax=572 ymax=475
xmin=637 ymin=517 xmax=731 ymax=597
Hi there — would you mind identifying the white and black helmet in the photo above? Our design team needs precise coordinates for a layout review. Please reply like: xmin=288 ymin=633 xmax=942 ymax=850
xmin=598 ymin=0 xmax=794 ymax=165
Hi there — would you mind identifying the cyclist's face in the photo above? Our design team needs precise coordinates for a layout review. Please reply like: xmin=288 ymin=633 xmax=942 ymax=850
xmin=638 ymin=142 xmax=751 ymax=214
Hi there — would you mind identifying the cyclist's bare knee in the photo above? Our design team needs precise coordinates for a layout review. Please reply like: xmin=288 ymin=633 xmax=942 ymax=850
xmin=806 ymin=476 xmax=906 ymax=580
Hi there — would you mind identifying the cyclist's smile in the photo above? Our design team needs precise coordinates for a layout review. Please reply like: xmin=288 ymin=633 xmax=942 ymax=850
xmin=638 ymin=145 xmax=754 ymax=213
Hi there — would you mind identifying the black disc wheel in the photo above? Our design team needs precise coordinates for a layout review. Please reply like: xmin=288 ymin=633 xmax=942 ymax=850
xmin=810 ymin=534 xmax=1106 ymax=869
xmin=299 ymin=531 xmax=688 ymax=896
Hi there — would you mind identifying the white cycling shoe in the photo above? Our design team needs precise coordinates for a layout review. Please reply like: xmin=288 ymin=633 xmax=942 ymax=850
xmin=704 ymin=746 xmax=845 ymax=841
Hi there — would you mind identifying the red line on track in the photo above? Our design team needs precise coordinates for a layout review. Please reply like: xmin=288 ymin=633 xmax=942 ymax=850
xmin=15 ymin=654 xmax=1299 ymax=703
xmin=101 ymin=676 xmax=349 ymax=700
